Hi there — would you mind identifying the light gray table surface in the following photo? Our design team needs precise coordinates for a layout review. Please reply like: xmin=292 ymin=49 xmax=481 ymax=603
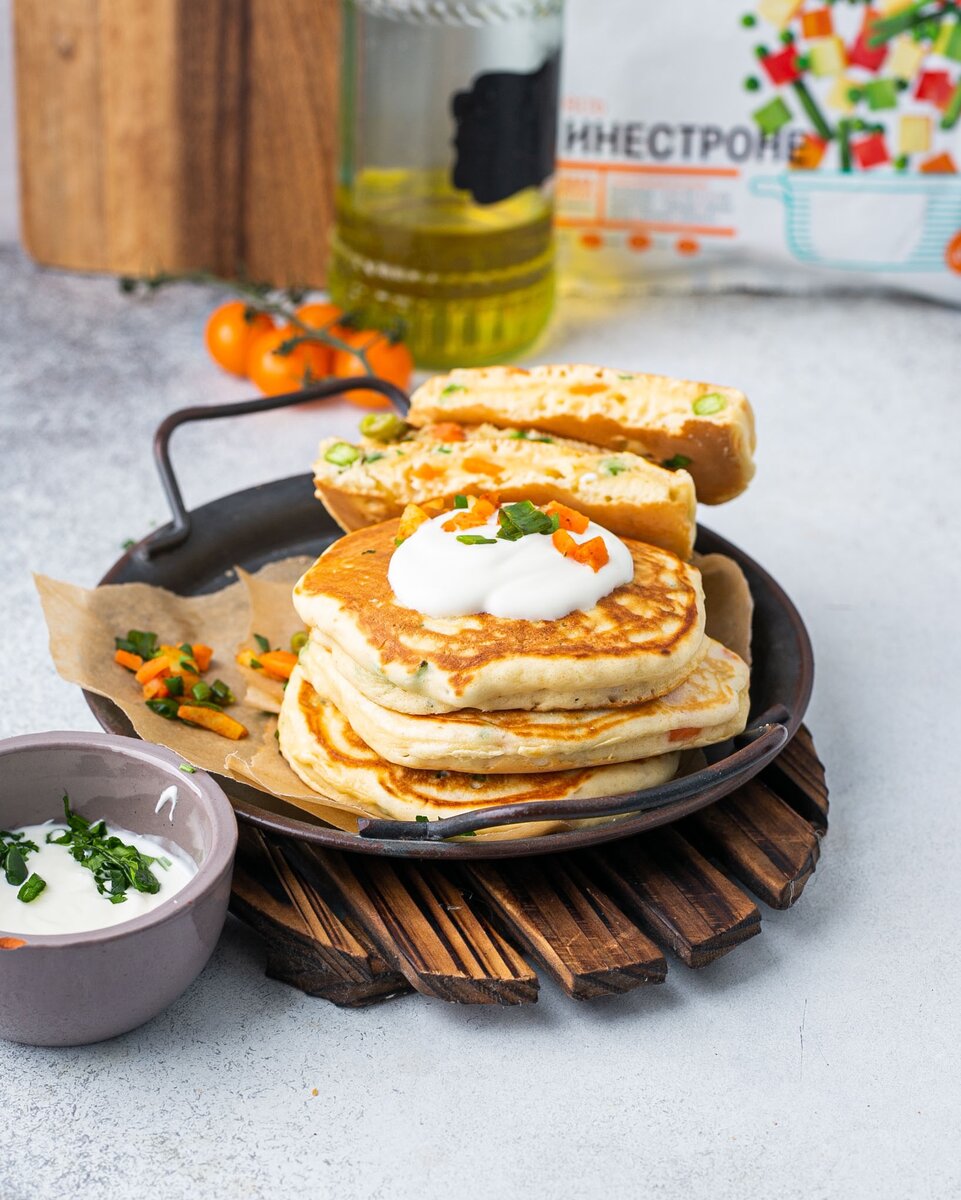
xmin=1 ymin=242 xmax=959 ymax=1199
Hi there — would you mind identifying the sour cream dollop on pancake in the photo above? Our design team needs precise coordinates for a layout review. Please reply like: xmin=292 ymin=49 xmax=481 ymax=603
xmin=388 ymin=511 xmax=635 ymax=621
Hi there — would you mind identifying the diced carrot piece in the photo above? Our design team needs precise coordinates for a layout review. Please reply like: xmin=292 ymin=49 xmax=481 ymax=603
xmin=177 ymin=705 xmax=248 ymax=740
xmin=477 ymin=491 xmax=501 ymax=508
xmin=159 ymin=643 xmax=199 ymax=671
xmin=552 ymin=529 xmax=609 ymax=572
xmin=258 ymin=650 xmax=298 ymax=680
xmin=430 ymin=422 xmax=466 ymax=442
xmin=114 ymin=649 xmax=143 ymax=672
xmin=422 ymin=498 xmax=446 ymax=515
xmin=412 ymin=462 xmax=445 ymax=481
xmin=135 ymin=656 xmax=170 ymax=685
xmin=571 ymin=536 xmax=609 ymax=572
xmin=544 ymin=501 xmax=589 ymax=534
xmin=142 ymin=677 xmax=170 ymax=700
xmin=442 ymin=495 xmax=497 ymax=532
xmin=191 ymin=644 xmax=214 ymax=671
xmin=443 ymin=511 xmax=486 ymax=532
xmin=397 ymin=503 xmax=431 ymax=541
xmin=462 ymin=456 xmax=502 ymax=477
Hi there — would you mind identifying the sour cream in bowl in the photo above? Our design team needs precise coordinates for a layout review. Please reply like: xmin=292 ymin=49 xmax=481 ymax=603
xmin=0 ymin=731 xmax=237 ymax=1046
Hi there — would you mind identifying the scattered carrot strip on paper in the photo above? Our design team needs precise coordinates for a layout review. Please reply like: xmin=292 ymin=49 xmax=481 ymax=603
xmin=112 ymin=630 xmax=246 ymax=740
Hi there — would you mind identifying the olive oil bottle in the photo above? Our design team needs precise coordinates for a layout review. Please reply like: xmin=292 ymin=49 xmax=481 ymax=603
xmin=330 ymin=0 xmax=563 ymax=369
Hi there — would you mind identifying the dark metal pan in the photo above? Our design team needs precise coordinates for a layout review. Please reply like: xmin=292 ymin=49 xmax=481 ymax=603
xmin=88 ymin=381 xmax=814 ymax=859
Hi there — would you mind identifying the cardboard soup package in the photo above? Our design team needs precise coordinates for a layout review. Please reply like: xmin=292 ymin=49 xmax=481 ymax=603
xmin=557 ymin=0 xmax=961 ymax=304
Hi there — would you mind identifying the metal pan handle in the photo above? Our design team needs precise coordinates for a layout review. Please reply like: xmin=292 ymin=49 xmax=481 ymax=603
xmin=144 ymin=378 xmax=411 ymax=559
xmin=355 ymin=707 xmax=792 ymax=842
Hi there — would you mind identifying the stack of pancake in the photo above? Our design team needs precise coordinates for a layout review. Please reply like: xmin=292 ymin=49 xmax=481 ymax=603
xmin=277 ymin=518 xmax=751 ymax=829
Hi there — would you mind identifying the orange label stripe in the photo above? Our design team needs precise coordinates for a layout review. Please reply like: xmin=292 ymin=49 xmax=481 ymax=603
xmin=556 ymin=217 xmax=737 ymax=238
xmin=558 ymin=159 xmax=742 ymax=178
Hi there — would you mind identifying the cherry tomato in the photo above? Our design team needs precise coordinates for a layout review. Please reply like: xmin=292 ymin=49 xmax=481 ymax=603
xmin=331 ymin=329 xmax=414 ymax=409
xmin=295 ymin=301 xmax=346 ymax=334
xmin=246 ymin=327 xmax=332 ymax=396
xmin=204 ymin=301 xmax=275 ymax=377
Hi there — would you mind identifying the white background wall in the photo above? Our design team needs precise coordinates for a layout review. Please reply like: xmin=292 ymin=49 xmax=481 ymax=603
xmin=0 ymin=0 xmax=18 ymax=243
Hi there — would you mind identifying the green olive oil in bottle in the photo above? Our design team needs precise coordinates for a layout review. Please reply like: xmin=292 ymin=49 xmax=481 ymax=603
xmin=330 ymin=0 xmax=563 ymax=368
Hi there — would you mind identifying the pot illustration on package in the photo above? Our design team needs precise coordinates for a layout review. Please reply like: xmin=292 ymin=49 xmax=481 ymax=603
xmin=745 ymin=0 xmax=961 ymax=273
xmin=555 ymin=0 xmax=961 ymax=300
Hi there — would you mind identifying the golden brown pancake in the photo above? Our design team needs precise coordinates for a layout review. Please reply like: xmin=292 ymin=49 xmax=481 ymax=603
xmin=292 ymin=518 xmax=706 ymax=713
xmin=301 ymin=635 xmax=749 ymax=772
xmin=278 ymin=666 xmax=681 ymax=825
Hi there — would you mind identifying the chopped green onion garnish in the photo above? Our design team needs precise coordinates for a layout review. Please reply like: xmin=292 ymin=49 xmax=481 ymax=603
xmin=115 ymin=630 xmax=159 ymax=660
xmin=496 ymin=500 xmax=558 ymax=541
xmin=191 ymin=681 xmax=212 ymax=701
xmin=693 ymin=393 xmax=726 ymax=416
xmin=4 ymin=846 xmax=28 ymax=887
xmin=602 ymin=459 xmax=628 ymax=476
xmin=324 ymin=442 xmax=362 ymax=467
xmin=45 ymin=795 xmax=163 ymax=903
xmin=441 ymin=384 xmax=467 ymax=395
xmin=662 ymin=454 xmax=692 ymax=470
xmin=165 ymin=674 xmax=184 ymax=697
xmin=253 ymin=633 xmax=270 ymax=654
xmin=453 ymin=494 xmax=468 ymax=509
xmin=359 ymin=413 xmax=410 ymax=443
xmin=146 ymin=697 xmax=180 ymax=719
xmin=415 ymin=815 xmax=430 ymax=823
xmin=290 ymin=630 xmax=309 ymax=653
xmin=210 ymin=680 xmax=235 ymax=705
xmin=362 ymin=452 xmax=385 ymax=464
xmin=17 ymin=874 xmax=46 ymax=903
xmin=457 ymin=534 xmax=497 ymax=545
xmin=179 ymin=763 xmax=196 ymax=773
xmin=1 ymin=831 xmax=39 ymax=891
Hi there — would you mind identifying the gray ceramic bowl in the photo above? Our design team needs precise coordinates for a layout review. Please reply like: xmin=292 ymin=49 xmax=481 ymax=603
xmin=0 ymin=731 xmax=237 ymax=1046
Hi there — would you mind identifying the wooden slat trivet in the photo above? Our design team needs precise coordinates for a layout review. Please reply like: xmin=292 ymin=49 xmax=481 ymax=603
xmin=290 ymin=846 xmax=539 ymax=1006
xmin=231 ymin=828 xmax=410 ymax=1006
xmin=681 ymin=780 xmax=821 ymax=910
xmin=762 ymin=724 xmax=829 ymax=833
xmin=464 ymin=857 xmax=666 ymax=1000
xmin=587 ymin=829 xmax=761 ymax=968
xmin=230 ymin=724 xmax=828 ymax=1006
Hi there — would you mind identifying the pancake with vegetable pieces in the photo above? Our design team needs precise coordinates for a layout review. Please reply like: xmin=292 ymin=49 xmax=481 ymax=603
xmin=278 ymin=665 xmax=681 ymax=825
xmin=407 ymin=364 xmax=756 ymax=505
xmin=292 ymin=516 xmax=706 ymax=713
xmin=313 ymin=419 xmax=696 ymax=559
xmin=301 ymin=635 xmax=749 ymax=773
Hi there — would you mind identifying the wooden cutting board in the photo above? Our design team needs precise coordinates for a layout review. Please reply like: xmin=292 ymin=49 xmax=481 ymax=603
xmin=14 ymin=0 xmax=340 ymax=285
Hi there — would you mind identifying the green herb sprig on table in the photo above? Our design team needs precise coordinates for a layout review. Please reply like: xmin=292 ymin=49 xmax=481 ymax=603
xmin=46 ymin=795 xmax=170 ymax=905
